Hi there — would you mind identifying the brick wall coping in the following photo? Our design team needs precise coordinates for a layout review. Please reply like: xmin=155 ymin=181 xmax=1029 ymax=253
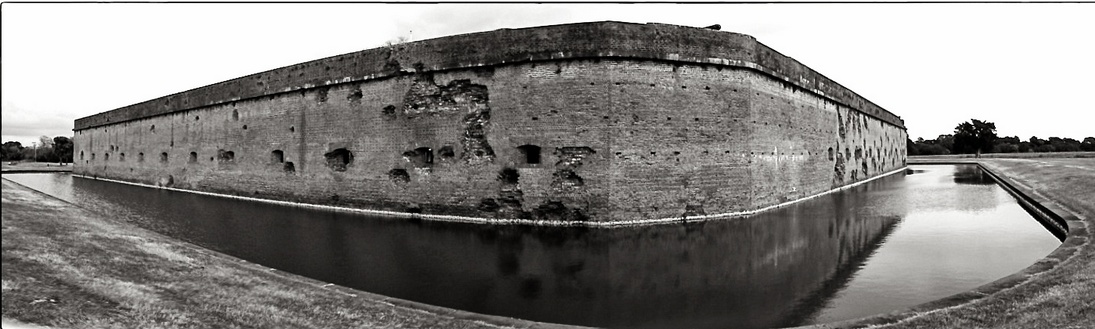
xmin=74 ymin=21 xmax=904 ymax=131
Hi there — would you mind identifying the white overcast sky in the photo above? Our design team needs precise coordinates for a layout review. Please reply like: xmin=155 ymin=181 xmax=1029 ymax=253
xmin=2 ymin=3 xmax=1093 ymax=147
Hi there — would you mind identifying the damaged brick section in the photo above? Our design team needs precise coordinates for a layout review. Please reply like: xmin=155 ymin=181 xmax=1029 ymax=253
xmin=403 ymin=76 xmax=487 ymax=118
xmin=402 ymin=75 xmax=495 ymax=164
xmin=462 ymin=106 xmax=496 ymax=165
xmin=382 ymin=105 xmax=397 ymax=118
xmin=837 ymin=110 xmax=847 ymax=139
xmin=833 ymin=144 xmax=846 ymax=186
xmin=388 ymin=169 xmax=410 ymax=184
xmin=493 ymin=168 xmax=528 ymax=218
xmin=325 ymin=148 xmax=353 ymax=172
xmin=683 ymin=204 xmax=706 ymax=217
xmin=551 ymin=147 xmax=595 ymax=192
xmin=347 ymin=86 xmax=363 ymax=105
xmin=316 ymin=86 xmax=330 ymax=103
xmin=532 ymin=201 xmax=589 ymax=222
xmin=553 ymin=170 xmax=584 ymax=188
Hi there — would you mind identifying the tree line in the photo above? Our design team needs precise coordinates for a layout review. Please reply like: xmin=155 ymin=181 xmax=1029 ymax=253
xmin=908 ymin=119 xmax=1095 ymax=156
xmin=1 ymin=136 xmax=74 ymax=163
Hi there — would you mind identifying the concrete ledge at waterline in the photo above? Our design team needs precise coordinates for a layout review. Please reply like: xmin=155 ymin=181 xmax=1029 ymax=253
xmin=0 ymin=177 xmax=585 ymax=329
xmin=796 ymin=158 xmax=1094 ymax=329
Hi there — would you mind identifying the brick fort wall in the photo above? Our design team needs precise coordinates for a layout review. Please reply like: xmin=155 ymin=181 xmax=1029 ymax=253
xmin=73 ymin=21 xmax=908 ymax=224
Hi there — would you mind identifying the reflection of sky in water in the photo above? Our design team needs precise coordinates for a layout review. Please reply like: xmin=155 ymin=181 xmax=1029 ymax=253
xmin=3 ymin=165 xmax=1060 ymax=329
xmin=808 ymin=165 xmax=1060 ymax=324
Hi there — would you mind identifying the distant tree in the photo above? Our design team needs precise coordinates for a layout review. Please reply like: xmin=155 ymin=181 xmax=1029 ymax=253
xmin=53 ymin=136 xmax=73 ymax=164
xmin=906 ymin=138 xmax=919 ymax=155
xmin=1082 ymin=137 xmax=1095 ymax=152
xmin=29 ymin=145 xmax=57 ymax=162
xmin=935 ymin=134 xmax=955 ymax=153
xmin=1034 ymin=143 xmax=1056 ymax=153
xmin=953 ymin=119 xmax=997 ymax=155
xmin=1 ymin=141 xmax=25 ymax=161
xmin=910 ymin=137 xmax=951 ymax=155
xmin=38 ymin=135 xmax=55 ymax=148
xmin=1030 ymin=136 xmax=1046 ymax=147
xmin=921 ymin=143 xmax=951 ymax=155
xmin=994 ymin=136 xmax=1019 ymax=146
xmin=994 ymin=143 xmax=1019 ymax=153
xmin=993 ymin=136 xmax=1021 ymax=153
xmin=1017 ymin=142 xmax=1032 ymax=153
xmin=1048 ymin=137 xmax=1082 ymax=152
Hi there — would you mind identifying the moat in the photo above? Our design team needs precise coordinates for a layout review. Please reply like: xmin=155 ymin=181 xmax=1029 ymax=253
xmin=5 ymin=164 xmax=1059 ymax=329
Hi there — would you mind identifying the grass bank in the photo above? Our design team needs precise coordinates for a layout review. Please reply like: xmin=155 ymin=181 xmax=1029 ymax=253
xmin=0 ymin=161 xmax=73 ymax=173
xmin=1 ymin=178 xmax=575 ymax=329
xmin=810 ymin=156 xmax=1093 ymax=328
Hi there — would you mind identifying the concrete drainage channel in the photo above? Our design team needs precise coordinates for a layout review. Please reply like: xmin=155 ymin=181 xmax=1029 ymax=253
xmin=795 ymin=161 xmax=1086 ymax=329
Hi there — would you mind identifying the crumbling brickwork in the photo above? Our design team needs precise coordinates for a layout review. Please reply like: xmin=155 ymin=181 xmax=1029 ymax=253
xmin=73 ymin=21 xmax=907 ymax=224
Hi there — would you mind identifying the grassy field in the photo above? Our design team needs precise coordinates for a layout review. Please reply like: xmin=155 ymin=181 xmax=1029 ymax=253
xmin=0 ymin=161 xmax=73 ymax=173
xmin=1 ymin=178 xmax=573 ymax=329
xmin=820 ymin=156 xmax=1094 ymax=328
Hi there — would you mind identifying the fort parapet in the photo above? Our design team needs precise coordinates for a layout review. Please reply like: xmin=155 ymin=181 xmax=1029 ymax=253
xmin=73 ymin=21 xmax=908 ymax=225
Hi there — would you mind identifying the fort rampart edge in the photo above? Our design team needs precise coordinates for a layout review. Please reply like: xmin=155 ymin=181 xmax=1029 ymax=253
xmin=75 ymin=21 xmax=904 ymax=131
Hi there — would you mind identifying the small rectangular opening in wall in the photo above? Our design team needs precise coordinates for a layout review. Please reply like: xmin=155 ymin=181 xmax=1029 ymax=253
xmin=403 ymin=147 xmax=433 ymax=167
xmin=438 ymin=146 xmax=455 ymax=159
xmin=415 ymin=147 xmax=433 ymax=165
xmin=517 ymin=145 xmax=541 ymax=164
xmin=216 ymin=150 xmax=235 ymax=163
xmin=388 ymin=168 xmax=410 ymax=184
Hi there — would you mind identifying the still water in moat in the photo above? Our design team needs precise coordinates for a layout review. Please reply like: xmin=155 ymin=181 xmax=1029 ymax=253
xmin=6 ymin=164 xmax=1060 ymax=329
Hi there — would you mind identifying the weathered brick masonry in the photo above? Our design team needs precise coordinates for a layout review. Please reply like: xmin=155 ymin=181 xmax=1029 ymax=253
xmin=73 ymin=21 xmax=907 ymax=224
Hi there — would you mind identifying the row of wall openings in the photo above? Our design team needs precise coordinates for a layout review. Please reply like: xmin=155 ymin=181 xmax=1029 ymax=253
xmin=587 ymin=81 xmax=713 ymax=90
xmin=92 ymin=143 xmax=585 ymax=172
xmin=105 ymin=148 xmax=296 ymax=172
xmin=406 ymin=144 xmax=538 ymax=166
xmin=386 ymin=144 xmax=540 ymax=183
xmin=88 ymin=150 xmax=247 ymax=164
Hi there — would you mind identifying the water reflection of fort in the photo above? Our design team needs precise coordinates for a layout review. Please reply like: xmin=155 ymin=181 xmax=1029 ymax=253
xmin=55 ymin=173 xmax=912 ymax=329
xmin=444 ymin=178 xmax=906 ymax=326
